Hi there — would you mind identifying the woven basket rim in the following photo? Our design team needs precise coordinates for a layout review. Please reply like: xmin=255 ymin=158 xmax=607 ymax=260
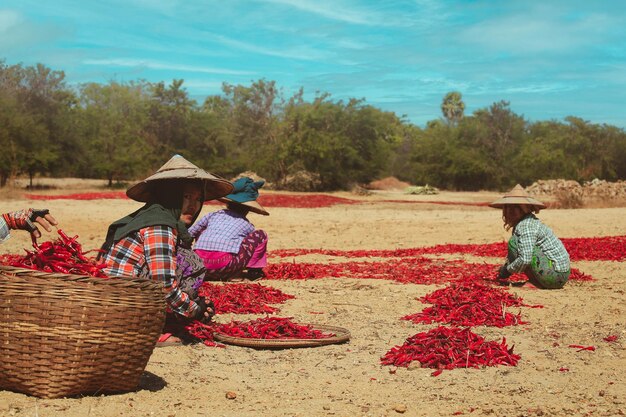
xmin=213 ymin=323 xmax=351 ymax=349
xmin=0 ymin=264 xmax=160 ymax=290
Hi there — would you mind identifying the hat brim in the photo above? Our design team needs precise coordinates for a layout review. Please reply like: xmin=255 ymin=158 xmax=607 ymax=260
xmin=489 ymin=196 xmax=546 ymax=210
xmin=218 ymin=197 xmax=270 ymax=216
xmin=127 ymin=169 xmax=234 ymax=202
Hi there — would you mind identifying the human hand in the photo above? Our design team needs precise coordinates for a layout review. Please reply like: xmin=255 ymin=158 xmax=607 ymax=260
xmin=193 ymin=297 xmax=215 ymax=323
xmin=2 ymin=208 xmax=58 ymax=238
xmin=498 ymin=265 xmax=512 ymax=280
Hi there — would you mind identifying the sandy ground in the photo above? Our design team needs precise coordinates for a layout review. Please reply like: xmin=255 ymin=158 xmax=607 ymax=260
xmin=0 ymin=182 xmax=625 ymax=417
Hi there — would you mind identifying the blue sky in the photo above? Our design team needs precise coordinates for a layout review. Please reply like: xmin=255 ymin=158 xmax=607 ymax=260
xmin=1 ymin=0 xmax=625 ymax=128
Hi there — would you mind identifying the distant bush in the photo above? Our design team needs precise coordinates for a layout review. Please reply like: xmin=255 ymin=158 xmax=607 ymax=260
xmin=553 ymin=190 xmax=584 ymax=209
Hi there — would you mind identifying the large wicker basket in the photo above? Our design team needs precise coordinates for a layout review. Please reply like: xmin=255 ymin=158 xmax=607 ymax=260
xmin=0 ymin=265 xmax=166 ymax=398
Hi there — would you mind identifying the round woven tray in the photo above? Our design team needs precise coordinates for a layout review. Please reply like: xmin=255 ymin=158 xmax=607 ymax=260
xmin=0 ymin=264 xmax=166 ymax=398
xmin=213 ymin=323 xmax=350 ymax=349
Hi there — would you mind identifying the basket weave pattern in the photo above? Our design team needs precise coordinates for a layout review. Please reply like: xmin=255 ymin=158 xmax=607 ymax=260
xmin=0 ymin=265 xmax=166 ymax=398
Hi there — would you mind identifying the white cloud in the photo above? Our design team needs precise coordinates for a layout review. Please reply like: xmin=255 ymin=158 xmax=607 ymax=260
xmin=254 ymin=0 xmax=417 ymax=27
xmin=0 ymin=9 xmax=21 ymax=33
xmin=460 ymin=6 xmax=619 ymax=54
xmin=207 ymin=33 xmax=329 ymax=61
xmin=83 ymin=58 xmax=256 ymax=76
xmin=502 ymin=83 xmax=578 ymax=94
xmin=257 ymin=0 xmax=379 ymax=25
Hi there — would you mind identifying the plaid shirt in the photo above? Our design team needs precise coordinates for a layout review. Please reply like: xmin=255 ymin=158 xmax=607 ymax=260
xmin=102 ymin=225 xmax=199 ymax=317
xmin=507 ymin=214 xmax=570 ymax=273
xmin=0 ymin=217 xmax=9 ymax=242
xmin=189 ymin=209 xmax=254 ymax=253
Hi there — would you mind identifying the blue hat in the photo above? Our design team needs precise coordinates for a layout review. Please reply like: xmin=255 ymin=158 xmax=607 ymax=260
xmin=218 ymin=177 xmax=269 ymax=215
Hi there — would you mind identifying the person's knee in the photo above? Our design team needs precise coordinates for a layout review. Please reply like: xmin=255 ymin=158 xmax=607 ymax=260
xmin=254 ymin=229 xmax=268 ymax=241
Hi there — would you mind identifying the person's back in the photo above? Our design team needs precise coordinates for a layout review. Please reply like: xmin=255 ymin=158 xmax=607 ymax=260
xmin=190 ymin=209 xmax=254 ymax=253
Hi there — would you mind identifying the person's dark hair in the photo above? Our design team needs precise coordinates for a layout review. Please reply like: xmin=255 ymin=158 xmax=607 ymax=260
xmin=227 ymin=202 xmax=249 ymax=216
xmin=502 ymin=204 xmax=534 ymax=231
xmin=149 ymin=179 xmax=204 ymax=210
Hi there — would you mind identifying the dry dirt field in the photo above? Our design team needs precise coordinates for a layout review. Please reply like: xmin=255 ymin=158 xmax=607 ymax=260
xmin=0 ymin=179 xmax=625 ymax=417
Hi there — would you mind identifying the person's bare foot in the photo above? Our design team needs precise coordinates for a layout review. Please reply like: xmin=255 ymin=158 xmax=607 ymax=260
xmin=156 ymin=333 xmax=183 ymax=347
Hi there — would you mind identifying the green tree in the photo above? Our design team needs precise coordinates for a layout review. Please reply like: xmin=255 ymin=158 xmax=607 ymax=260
xmin=0 ymin=61 xmax=74 ymax=186
xmin=441 ymin=91 xmax=465 ymax=126
xmin=146 ymin=79 xmax=196 ymax=159
xmin=278 ymin=94 xmax=402 ymax=189
xmin=221 ymin=79 xmax=283 ymax=176
xmin=79 ymin=81 xmax=150 ymax=186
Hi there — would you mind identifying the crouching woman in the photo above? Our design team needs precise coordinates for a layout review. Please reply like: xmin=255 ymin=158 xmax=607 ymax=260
xmin=490 ymin=184 xmax=570 ymax=289
xmin=99 ymin=155 xmax=233 ymax=344
xmin=190 ymin=177 xmax=269 ymax=282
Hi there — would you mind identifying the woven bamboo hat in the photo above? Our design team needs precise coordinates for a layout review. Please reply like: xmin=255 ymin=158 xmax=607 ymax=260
xmin=489 ymin=184 xmax=546 ymax=210
xmin=126 ymin=155 xmax=233 ymax=202
xmin=218 ymin=177 xmax=269 ymax=216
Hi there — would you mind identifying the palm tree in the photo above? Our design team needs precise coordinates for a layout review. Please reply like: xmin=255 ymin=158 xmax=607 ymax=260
xmin=441 ymin=91 xmax=465 ymax=126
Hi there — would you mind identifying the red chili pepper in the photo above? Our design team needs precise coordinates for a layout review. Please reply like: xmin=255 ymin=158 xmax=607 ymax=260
xmin=0 ymin=229 xmax=108 ymax=277
xmin=568 ymin=345 xmax=595 ymax=352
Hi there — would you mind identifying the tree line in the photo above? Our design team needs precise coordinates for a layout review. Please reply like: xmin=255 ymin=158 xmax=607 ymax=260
xmin=1 ymin=60 xmax=625 ymax=191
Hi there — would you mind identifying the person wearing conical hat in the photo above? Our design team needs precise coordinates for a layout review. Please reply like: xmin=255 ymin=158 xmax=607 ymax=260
xmin=99 ymin=155 xmax=233 ymax=345
xmin=490 ymin=184 xmax=570 ymax=289
xmin=189 ymin=176 xmax=269 ymax=282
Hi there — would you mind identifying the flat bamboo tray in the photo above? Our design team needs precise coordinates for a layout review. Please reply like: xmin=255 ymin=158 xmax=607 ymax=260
xmin=213 ymin=324 xmax=350 ymax=349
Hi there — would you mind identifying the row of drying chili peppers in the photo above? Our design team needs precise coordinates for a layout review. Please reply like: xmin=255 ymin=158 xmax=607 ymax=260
xmin=25 ymin=192 xmax=361 ymax=208
xmin=264 ymin=257 xmax=591 ymax=285
xmin=25 ymin=192 xmax=490 ymax=209
xmin=271 ymin=235 xmax=626 ymax=261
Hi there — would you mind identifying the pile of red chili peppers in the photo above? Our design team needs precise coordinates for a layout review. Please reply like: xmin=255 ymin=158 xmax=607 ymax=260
xmin=402 ymin=281 xmax=541 ymax=328
xmin=216 ymin=316 xmax=335 ymax=339
xmin=0 ymin=229 xmax=107 ymax=277
xmin=185 ymin=316 xmax=335 ymax=347
xmin=381 ymin=326 xmax=520 ymax=376
xmin=198 ymin=282 xmax=294 ymax=314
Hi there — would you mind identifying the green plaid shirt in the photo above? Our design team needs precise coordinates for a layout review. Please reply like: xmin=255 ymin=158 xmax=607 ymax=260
xmin=0 ymin=218 xmax=9 ymax=242
xmin=507 ymin=214 xmax=570 ymax=273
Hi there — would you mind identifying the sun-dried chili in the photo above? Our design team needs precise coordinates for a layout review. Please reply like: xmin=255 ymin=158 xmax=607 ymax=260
xmin=197 ymin=282 xmax=294 ymax=315
xmin=0 ymin=229 xmax=107 ymax=277
xmin=381 ymin=326 xmax=520 ymax=375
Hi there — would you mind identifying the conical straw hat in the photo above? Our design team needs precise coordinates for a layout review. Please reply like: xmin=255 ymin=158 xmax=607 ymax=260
xmin=219 ymin=197 xmax=270 ymax=216
xmin=126 ymin=155 xmax=233 ymax=202
xmin=489 ymin=184 xmax=546 ymax=209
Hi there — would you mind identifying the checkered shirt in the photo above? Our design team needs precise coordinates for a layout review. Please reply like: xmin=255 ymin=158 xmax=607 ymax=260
xmin=0 ymin=217 xmax=9 ymax=242
xmin=507 ymin=214 xmax=570 ymax=273
xmin=102 ymin=225 xmax=198 ymax=317
xmin=188 ymin=209 xmax=255 ymax=253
